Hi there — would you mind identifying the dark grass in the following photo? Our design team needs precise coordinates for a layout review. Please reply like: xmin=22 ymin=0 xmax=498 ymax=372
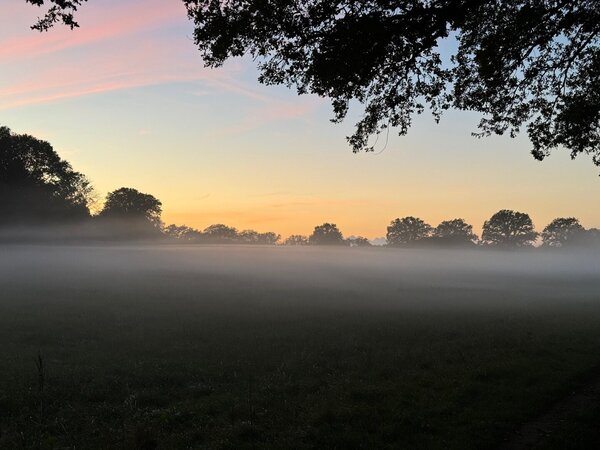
xmin=1 ymin=245 xmax=599 ymax=449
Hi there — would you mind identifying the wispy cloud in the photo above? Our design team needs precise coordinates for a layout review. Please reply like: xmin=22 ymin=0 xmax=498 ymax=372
xmin=0 ymin=0 xmax=185 ymax=62
xmin=0 ymin=0 xmax=198 ymax=108
xmin=0 ymin=0 xmax=318 ymax=131
xmin=1 ymin=72 xmax=202 ymax=110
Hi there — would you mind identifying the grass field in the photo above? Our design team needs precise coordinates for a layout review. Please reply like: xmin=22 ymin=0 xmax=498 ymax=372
xmin=1 ymin=245 xmax=599 ymax=449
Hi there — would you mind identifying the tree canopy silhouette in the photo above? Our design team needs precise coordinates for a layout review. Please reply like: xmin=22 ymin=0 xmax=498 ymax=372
xmin=387 ymin=217 xmax=432 ymax=246
xmin=25 ymin=1 xmax=600 ymax=166
xmin=182 ymin=0 xmax=600 ymax=166
xmin=202 ymin=224 xmax=239 ymax=243
xmin=164 ymin=224 xmax=203 ymax=241
xmin=482 ymin=210 xmax=538 ymax=248
xmin=256 ymin=231 xmax=280 ymax=245
xmin=0 ymin=126 xmax=92 ymax=226
xmin=25 ymin=0 xmax=86 ymax=31
xmin=347 ymin=236 xmax=372 ymax=247
xmin=238 ymin=229 xmax=281 ymax=245
xmin=284 ymin=235 xmax=309 ymax=246
xmin=98 ymin=187 xmax=162 ymax=229
xmin=541 ymin=217 xmax=585 ymax=248
xmin=309 ymin=223 xmax=345 ymax=245
xmin=433 ymin=219 xmax=478 ymax=244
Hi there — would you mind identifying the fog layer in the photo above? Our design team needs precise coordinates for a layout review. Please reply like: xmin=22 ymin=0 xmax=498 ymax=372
xmin=1 ymin=245 xmax=598 ymax=312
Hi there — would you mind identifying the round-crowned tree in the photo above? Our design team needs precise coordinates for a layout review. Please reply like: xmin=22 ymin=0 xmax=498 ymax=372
xmin=309 ymin=223 xmax=345 ymax=245
xmin=481 ymin=210 xmax=538 ymax=248
xmin=541 ymin=217 xmax=585 ymax=247
xmin=433 ymin=219 xmax=478 ymax=244
xmin=202 ymin=224 xmax=239 ymax=243
xmin=386 ymin=217 xmax=432 ymax=246
xmin=98 ymin=188 xmax=162 ymax=229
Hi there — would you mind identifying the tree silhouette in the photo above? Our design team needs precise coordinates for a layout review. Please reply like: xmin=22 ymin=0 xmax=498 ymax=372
xmin=256 ymin=232 xmax=281 ymax=245
xmin=347 ymin=236 xmax=372 ymax=247
xmin=541 ymin=217 xmax=585 ymax=248
xmin=309 ymin=223 xmax=345 ymax=246
xmin=386 ymin=217 xmax=432 ymax=246
xmin=481 ymin=210 xmax=538 ymax=248
xmin=239 ymin=229 xmax=281 ymax=245
xmin=202 ymin=224 xmax=238 ymax=243
xmin=0 ymin=126 xmax=92 ymax=225
xmin=238 ymin=229 xmax=259 ymax=244
xmin=433 ymin=219 xmax=478 ymax=244
xmin=179 ymin=1 xmax=600 ymax=166
xmin=25 ymin=0 xmax=86 ymax=31
xmin=98 ymin=188 xmax=162 ymax=229
xmin=284 ymin=235 xmax=309 ymax=246
xmin=164 ymin=224 xmax=202 ymax=241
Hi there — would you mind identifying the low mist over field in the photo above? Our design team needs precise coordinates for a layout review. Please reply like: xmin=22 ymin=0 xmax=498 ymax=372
xmin=3 ymin=245 xmax=599 ymax=311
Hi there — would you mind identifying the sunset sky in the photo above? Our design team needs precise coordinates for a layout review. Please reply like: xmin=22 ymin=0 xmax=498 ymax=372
xmin=2 ymin=0 xmax=599 ymax=239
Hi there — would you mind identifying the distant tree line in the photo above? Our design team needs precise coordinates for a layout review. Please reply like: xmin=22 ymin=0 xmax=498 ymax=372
xmin=384 ymin=211 xmax=600 ymax=249
xmin=284 ymin=212 xmax=599 ymax=250
xmin=163 ymin=224 xmax=280 ymax=245
xmin=1 ymin=126 xmax=599 ymax=249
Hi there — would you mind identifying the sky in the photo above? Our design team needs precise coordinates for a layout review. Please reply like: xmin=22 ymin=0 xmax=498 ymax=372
xmin=2 ymin=0 xmax=599 ymax=239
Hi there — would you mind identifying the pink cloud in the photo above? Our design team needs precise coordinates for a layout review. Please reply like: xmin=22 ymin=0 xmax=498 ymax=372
xmin=0 ymin=54 xmax=271 ymax=111
xmin=1 ymin=74 xmax=198 ymax=110
xmin=0 ymin=0 xmax=186 ymax=62
xmin=0 ymin=0 xmax=318 ymax=130
xmin=0 ymin=1 xmax=268 ymax=110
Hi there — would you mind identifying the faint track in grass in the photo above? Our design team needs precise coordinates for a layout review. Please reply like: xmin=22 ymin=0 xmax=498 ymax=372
xmin=498 ymin=368 xmax=600 ymax=450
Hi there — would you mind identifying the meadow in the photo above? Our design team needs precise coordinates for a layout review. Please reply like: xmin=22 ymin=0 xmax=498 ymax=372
xmin=1 ymin=245 xmax=599 ymax=449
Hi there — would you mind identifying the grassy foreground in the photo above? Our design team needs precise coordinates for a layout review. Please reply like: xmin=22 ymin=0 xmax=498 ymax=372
xmin=1 ymin=246 xmax=599 ymax=449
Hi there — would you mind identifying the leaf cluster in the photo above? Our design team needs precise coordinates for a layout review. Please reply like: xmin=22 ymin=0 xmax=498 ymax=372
xmin=184 ymin=0 xmax=600 ymax=165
